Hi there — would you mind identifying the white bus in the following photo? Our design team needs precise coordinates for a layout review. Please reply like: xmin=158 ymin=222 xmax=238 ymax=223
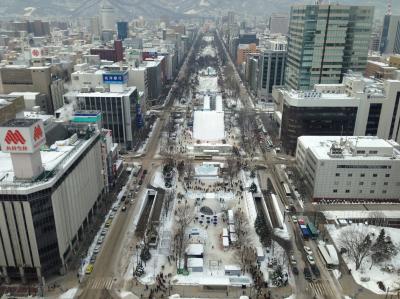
xmin=282 ymin=183 xmax=291 ymax=197
xmin=318 ymin=244 xmax=336 ymax=269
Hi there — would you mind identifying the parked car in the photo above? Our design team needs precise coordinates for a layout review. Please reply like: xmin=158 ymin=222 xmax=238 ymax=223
xmin=307 ymin=255 xmax=316 ymax=265
xmin=121 ymin=206 xmax=127 ymax=212
xmin=304 ymin=246 xmax=313 ymax=255
xmin=97 ymin=236 xmax=104 ymax=244
xmin=304 ymin=268 xmax=312 ymax=281
xmin=290 ymin=255 xmax=297 ymax=265
xmin=90 ymin=255 xmax=97 ymax=264
xmin=93 ymin=245 xmax=101 ymax=254
xmin=100 ymin=228 xmax=108 ymax=236
xmin=291 ymin=215 xmax=298 ymax=223
xmin=105 ymin=220 xmax=112 ymax=228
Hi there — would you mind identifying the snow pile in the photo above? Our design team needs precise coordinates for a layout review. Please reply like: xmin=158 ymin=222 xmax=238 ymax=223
xmin=193 ymin=111 xmax=224 ymax=141
xmin=327 ymin=224 xmax=400 ymax=294
xmin=151 ymin=169 xmax=166 ymax=189
xmin=59 ymin=288 xmax=78 ymax=299
xmin=201 ymin=45 xmax=216 ymax=57
xmin=136 ymin=119 xmax=159 ymax=154
xmin=198 ymin=76 xmax=219 ymax=93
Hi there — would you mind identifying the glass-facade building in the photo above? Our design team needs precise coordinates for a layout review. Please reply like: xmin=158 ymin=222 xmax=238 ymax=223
xmin=285 ymin=4 xmax=374 ymax=90
xmin=117 ymin=21 xmax=128 ymax=40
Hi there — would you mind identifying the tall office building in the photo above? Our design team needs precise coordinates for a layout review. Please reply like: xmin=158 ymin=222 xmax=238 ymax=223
xmin=285 ymin=4 xmax=374 ymax=90
xmin=100 ymin=0 xmax=115 ymax=31
xmin=117 ymin=21 xmax=128 ymax=40
xmin=269 ymin=14 xmax=289 ymax=35
xmin=257 ymin=40 xmax=287 ymax=99
xmin=90 ymin=16 xmax=101 ymax=37
xmin=380 ymin=15 xmax=400 ymax=54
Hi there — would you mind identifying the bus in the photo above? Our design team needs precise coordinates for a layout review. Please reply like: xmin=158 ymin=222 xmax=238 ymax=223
xmin=307 ymin=223 xmax=319 ymax=239
xmin=299 ymin=224 xmax=311 ymax=240
xmin=282 ymin=183 xmax=291 ymax=197
xmin=318 ymin=244 xmax=336 ymax=269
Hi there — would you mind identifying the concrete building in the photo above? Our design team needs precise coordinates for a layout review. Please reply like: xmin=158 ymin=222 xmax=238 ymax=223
xmin=389 ymin=55 xmax=400 ymax=68
xmin=269 ymin=14 xmax=289 ymax=35
xmin=285 ymin=4 xmax=374 ymax=90
xmin=0 ymin=65 xmax=65 ymax=114
xmin=8 ymin=92 xmax=47 ymax=113
xmin=296 ymin=136 xmax=400 ymax=203
xmin=90 ymin=16 xmax=101 ymax=37
xmin=380 ymin=15 xmax=400 ymax=54
xmin=236 ymin=43 xmax=258 ymax=66
xmin=274 ymin=73 xmax=400 ymax=154
xmin=365 ymin=60 xmax=397 ymax=79
xmin=90 ymin=40 xmax=123 ymax=62
xmin=0 ymin=95 xmax=25 ymax=124
xmin=256 ymin=40 xmax=287 ymax=100
xmin=100 ymin=0 xmax=115 ymax=31
xmin=64 ymin=71 xmax=141 ymax=150
xmin=0 ymin=118 xmax=105 ymax=282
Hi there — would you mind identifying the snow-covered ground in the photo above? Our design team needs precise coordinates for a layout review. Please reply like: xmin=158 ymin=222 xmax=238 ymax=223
xmin=201 ymin=45 xmax=216 ymax=57
xmin=136 ymin=119 xmax=159 ymax=154
xmin=197 ymin=76 xmax=219 ymax=93
xmin=58 ymin=288 xmax=78 ymax=299
xmin=327 ymin=223 xmax=400 ymax=294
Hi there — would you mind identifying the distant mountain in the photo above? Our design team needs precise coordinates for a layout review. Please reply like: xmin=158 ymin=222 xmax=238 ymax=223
xmin=0 ymin=0 xmax=398 ymax=20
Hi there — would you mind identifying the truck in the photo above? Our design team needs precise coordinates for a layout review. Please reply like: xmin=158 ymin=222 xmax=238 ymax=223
xmin=307 ymin=222 xmax=319 ymax=239
xmin=299 ymin=224 xmax=311 ymax=240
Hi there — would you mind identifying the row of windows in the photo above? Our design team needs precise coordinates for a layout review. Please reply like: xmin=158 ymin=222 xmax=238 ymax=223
xmin=335 ymin=173 xmax=390 ymax=177
xmin=333 ymin=181 xmax=389 ymax=186
xmin=333 ymin=189 xmax=387 ymax=194
xmin=336 ymin=164 xmax=391 ymax=169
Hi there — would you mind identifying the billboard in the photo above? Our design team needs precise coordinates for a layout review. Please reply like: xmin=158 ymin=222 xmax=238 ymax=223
xmin=103 ymin=71 xmax=128 ymax=84
xmin=0 ymin=120 xmax=45 ymax=153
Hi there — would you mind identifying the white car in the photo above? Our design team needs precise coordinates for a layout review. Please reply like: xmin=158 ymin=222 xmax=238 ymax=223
xmin=97 ymin=236 xmax=104 ymax=244
xmin=291 ymin=216 xmax=298 ymax=223
xmin=100 ymin=228 xmax=108 ymax=236
xmin=304 ymin=246 xmax=313 ymax=255
xmin=307 ymin=254 xmax=316 ymax=265
xmin=93 ymin=245 xmax=101 ymax=254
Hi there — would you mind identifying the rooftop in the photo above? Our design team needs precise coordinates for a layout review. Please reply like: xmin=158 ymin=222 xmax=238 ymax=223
xmin=0 ymin=118 xmax=38 ymax=127
xmin=298 ymin=136 xmax=400 ymax=161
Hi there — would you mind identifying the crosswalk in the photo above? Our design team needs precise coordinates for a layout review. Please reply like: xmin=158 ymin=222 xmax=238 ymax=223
xmin=309 ymin=280 xmax=335 ymax=297
xmin=86 ymin=277 xmax=114 ymax=290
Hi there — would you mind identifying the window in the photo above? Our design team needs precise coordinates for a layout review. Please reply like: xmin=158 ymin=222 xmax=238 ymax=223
xmin=385 ymin=174 xmax=390 ymax=177
xmin=345 ymin=190 xmax=350 ymax=193
xmin=348 ymin=173 xmax=352 ymax=177
xmin=335 ymin=173 xmax=340 ymax=177
xmin=359 ymin=190 xmax=362 ymax=193
xmin=333 ymin=189 xmax=338 ymax=193
xmin=361 ymin=173 xmax=365 ymax=177
xmin=384 ymin=182 xmax=389 ymax=186
xmin=357 ymin=150 xmax=365 ymax=154
xmin=370 ymin=190 xmax=375 ymax=194
xmin=371 ymin=182 xmax=376 ymax=186
xmin=382 ymin=190 xmax=387 ymax=194
xmin=369 ymin=150 xmax=378 ymax=154
xmin=359 ymin=182 xmax=364 ymax=185
xmin=373 ymin=174 xmax=377 ymax=177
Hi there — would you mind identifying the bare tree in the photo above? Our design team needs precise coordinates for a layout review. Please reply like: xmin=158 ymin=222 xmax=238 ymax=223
xmin=234 ymin=210 xmax=250 ymax=247
xmin=225 ymin=156 xmax=240 ymax=186
xmin=338 ymin=225 xmax=373 ymax=270
xmin=368 ymin=211 xmax=387 ymax=227
xmin=174 ymin=200 xmax=195 ymax=269
xmin=185 ymin=159 xmax=195 ymax=182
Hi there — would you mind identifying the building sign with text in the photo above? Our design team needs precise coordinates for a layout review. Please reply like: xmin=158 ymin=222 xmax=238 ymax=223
xmin=0 ymin=120 xmax=45 ymax=153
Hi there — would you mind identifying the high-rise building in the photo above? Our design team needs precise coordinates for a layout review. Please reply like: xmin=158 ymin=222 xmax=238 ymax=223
xmin=90 ymin=16 xmax=101 ymax=37
xmin=257 ymin=40 xmax=287 ymax=100
xmin=117 ymin=21 xmax=128 ymax=40
xmin=285 ymin=4 xmax=374 ymax=90
xmin=379 ymin=15 xmax=400 ymax=54
xmin=0 ymin=119 xmax=105 ymax=282
xmin=269 ymin=14 xmax=289 ymax=35
xmin=100 ymin=0 xmax=115 ymax=31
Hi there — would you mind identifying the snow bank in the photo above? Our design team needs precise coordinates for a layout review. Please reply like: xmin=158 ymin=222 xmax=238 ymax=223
xmin=327 ymin=224 xmax=400 ymax=294
xmin=193 ymin=111 xmax=224 ymax=141
xmin=198 ymin=76 xmax=218 ymax=93
xmin=59 ymin=288 xmax=78 ymax=299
